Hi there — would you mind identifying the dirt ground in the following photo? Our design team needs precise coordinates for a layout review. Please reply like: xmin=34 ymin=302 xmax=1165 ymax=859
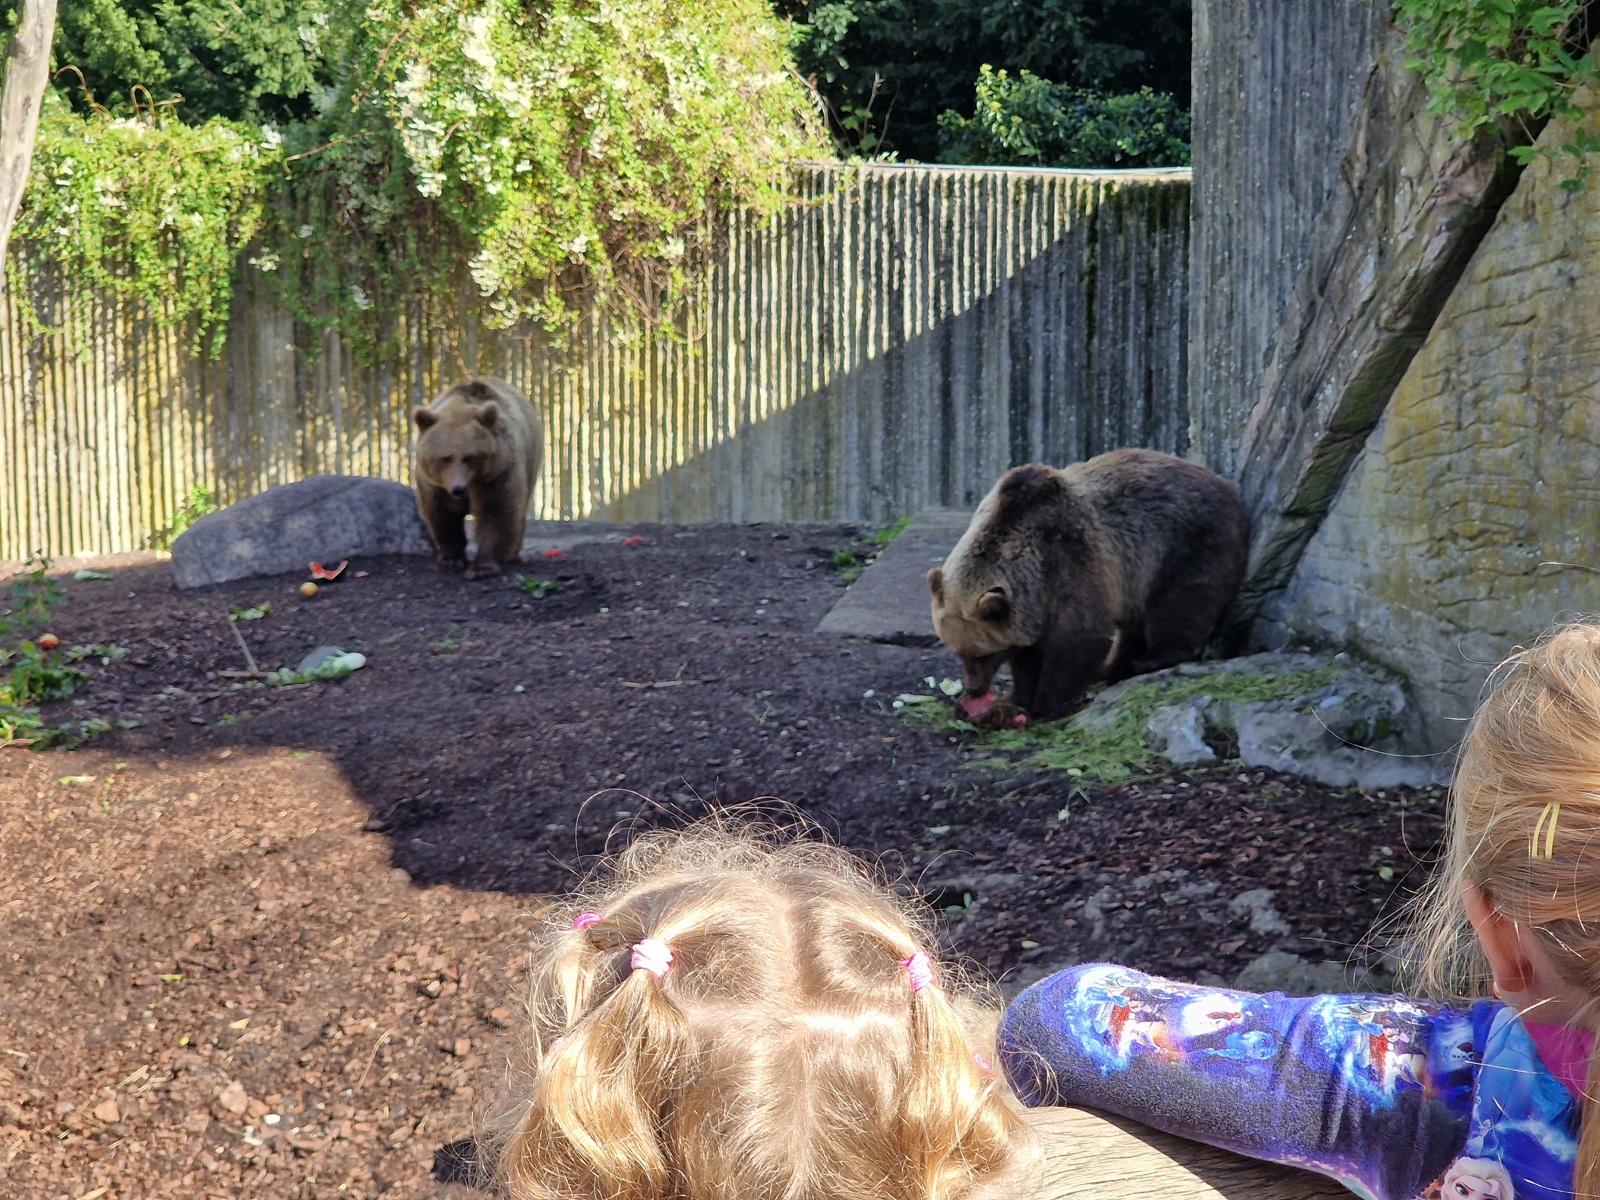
xmin=0 ymin=524 xmax=1446 ymax=1199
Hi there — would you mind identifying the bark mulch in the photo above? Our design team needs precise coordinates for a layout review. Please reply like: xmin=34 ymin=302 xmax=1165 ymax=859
xmin=0 ymin=524 xmax=1446 ymax=1199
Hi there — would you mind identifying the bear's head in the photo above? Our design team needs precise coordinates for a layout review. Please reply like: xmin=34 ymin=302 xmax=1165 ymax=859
xmin=927 ymin=464 xmax=1076 ymax=697
xmin=927 ymin=566 xmax=1021 ymax=697
xmin=413 ymin=397 xmax=508 ymax=497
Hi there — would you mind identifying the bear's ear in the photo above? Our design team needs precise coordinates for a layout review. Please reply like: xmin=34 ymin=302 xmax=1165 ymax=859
xmin=474 ymin=402 xmax=500 ymax=429
xmin=997 ymin=463 xmax=1061 ymax=510
xmin=927 ymin=567 xmax=944 ymax=598
xmin=413 ymin=408 xmax=437 ymax=432
xmin=977 ymin=588 xmax=1010 ymax=621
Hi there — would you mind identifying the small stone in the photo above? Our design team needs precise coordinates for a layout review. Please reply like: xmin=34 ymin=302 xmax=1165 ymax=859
xmin=362 ymin=816 xmax=393 ymax=833
xmin=1146 ymin=700 xmax=1218 ymax=765
xmin=183 ymin=1111 xmax=211 ymax=1134
xmin=454 ymin=1037 xmax=472 ymax=1057
xmin=93 ymin=1098 xmax=120 ymax=1123
xmin=216 ymin=1080 xmax=248 ymax=1116
xmin=457 ymin=907 xmax=480 ymax=924
xmin=488 ymin=1007 xmax=514 ymax=1028
xmin=1229 ymin=888 xmax=1293 ymax=937
xmin=388 ymin=867 xmax=411 ymax=885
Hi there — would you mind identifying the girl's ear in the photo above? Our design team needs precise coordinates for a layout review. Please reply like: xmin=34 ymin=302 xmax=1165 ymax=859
xmin=1463 ymin=882 xmax=1535 ymax=996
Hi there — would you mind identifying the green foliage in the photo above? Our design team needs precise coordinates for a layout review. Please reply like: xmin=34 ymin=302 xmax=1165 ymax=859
xmin=904 ymin=667 xmax=1340 ymax=783
xmin=50 ymin=0 xmax=331 ymax=124
xmin=513 ymin=577 xmax=561 ymax=598
xmin=937 ymin=68 xmax=1189 ymax=167
xmin=0 ymin=558 xmax=115 ymax=749
xmin=150 ymin=485 xmax=219 ymax=547
xmin=869 ymin=514 xmax=912 ymax=544
xmin=0 ymin=555 xmax=61 ymax=642
xmin=779 ymin=0 xmax=1190 ymax=160
xmin=288 ymin=0 xmax=827 ymax=334
xmin=12 ymin=109 xmax=279 ymax=352
xmin=1396 ymin=0 xmax=1600 ymax=186
xmin=230 ymin=603 xmax=271 ymax=621
xmin=12 ymin=0 xmax=825 ymax=353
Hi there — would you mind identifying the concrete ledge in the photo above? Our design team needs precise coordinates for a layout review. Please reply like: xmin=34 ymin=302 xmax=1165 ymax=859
xmin=816 ymin=507 xmax=971 ymax=644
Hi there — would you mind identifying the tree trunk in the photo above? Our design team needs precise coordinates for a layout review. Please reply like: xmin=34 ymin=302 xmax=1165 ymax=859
xmin=0 ymin=0 xmax=58 ymax=279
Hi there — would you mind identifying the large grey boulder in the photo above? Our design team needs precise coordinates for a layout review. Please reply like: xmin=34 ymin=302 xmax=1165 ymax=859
xmin=1087 ymin=650 xmax=1450 ymax=790
xmin=170 ymin=475 xmax=431 ymax=588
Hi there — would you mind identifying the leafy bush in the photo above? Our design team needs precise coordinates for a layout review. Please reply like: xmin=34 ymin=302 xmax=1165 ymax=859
xmin=12 ymin=0 xmax=825 ymax=349
xmin=286 ymin=0 xmax=826 ymax=334
xmin=1395 ymin=0 xmax=1600 ymax=186
xmin=937 ymin=67 xmax=1189 ymax=168
xmin=780 ymin=0 xmax=1191 ymax=161
xmin=12 ymin=109 xmax=279 ymax=351
xmin=50 ymin=0 xmax=331 ymax=124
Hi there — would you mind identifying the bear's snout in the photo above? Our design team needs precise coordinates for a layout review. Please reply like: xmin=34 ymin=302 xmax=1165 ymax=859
xmin=450 ymin=482 xmax=469 ymax=497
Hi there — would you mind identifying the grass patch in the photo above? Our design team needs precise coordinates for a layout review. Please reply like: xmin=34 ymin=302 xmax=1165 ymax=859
xmin=834 ymin=515 xmax=911 ymax=585
xmin=869 ymin=514 xmax=913 ymax=545
xmin=904 ymin=666 xmax=1342 ymax=784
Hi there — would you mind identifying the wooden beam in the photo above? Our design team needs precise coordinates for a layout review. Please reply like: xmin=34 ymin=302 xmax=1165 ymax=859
xmin=1024 ymin=1106 xmax=1349 ymax=1200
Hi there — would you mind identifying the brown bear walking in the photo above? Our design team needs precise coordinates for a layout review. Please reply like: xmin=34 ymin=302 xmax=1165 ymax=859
xmin=413 ymin=377 xmax=544 ymax=580
xmin=927 ymin=449 xmax=1248 ymax=723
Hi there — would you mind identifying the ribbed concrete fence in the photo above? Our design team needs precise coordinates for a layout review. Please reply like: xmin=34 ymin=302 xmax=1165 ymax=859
xmin=0 ymin=162 xmax=1191 ymax=559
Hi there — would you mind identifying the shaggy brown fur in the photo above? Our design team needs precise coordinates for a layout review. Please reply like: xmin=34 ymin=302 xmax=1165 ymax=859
xmin=927 ymin=449 xmax=1248 ymax=720
xmin=413 ymin=377 xmax=543 ymax=580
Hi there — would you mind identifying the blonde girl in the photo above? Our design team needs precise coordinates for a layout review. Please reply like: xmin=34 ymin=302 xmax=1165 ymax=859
xmin=488 ymin=821 xmax=1027 ymax=1199
xmin=1000 ymin=623 xmax=1600 ymax=1200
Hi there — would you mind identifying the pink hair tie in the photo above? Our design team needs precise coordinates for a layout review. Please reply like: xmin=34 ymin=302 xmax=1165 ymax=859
xmin=631 ymin=938 xmax=673 ymax=977
xmin=572 ymin=912 xmax=602 ymax=931
xmin=903 ymin=950 xmax=934 ymax=992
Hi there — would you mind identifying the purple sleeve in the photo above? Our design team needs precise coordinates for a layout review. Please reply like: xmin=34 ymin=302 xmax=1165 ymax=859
xmin=998 ymin=964 xmax=1477 ymax=1200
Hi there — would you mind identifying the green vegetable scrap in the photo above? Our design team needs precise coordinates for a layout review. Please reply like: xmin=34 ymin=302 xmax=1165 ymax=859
xmin=514 ymin=577 xmax=560 ymax=599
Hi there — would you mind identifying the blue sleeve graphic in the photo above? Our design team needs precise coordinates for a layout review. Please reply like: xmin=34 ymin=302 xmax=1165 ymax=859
xmin=998 ymin=964 xmax=1578 ymax=1200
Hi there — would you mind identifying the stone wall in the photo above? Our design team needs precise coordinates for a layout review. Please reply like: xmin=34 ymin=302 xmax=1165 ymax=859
xmin=1266 ymin=93 xmax=1600 ymax=750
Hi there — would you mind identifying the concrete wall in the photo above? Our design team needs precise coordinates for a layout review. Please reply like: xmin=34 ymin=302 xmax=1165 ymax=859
xmin=0 ymin=163 xmax=1191 ymax=559
xmin=1266 ymin=92 xmax=1600 ymax=750
xmin=1187 ymin=0 xmax=1384 ymax=477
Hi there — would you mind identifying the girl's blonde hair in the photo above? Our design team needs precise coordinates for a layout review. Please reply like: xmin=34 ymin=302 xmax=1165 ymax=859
xmin=1409 ymin=622 xmax=1600 ymax=1196
xmin=489 ymin=820 xmax=1025 ymax=1200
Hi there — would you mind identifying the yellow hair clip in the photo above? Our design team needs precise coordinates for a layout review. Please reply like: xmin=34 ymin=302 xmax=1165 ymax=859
xmin=1531 ymin=802 xmax=1562 ymax=860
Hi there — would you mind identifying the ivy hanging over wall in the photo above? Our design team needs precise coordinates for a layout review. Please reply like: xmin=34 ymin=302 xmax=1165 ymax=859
xmin=8 ymin=0 xmax=826 ymax=354
xmin=1396 ymin=0 xmax=1600 ymax=185
xmin=8 ymin=98 xmax=281 ymax=353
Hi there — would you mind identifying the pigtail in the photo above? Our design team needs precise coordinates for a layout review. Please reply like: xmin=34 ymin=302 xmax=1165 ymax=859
xmin=500 ymin=922 xmax=690 ymax=1200
xmin=904 ymin=973 xmax=1024 ymax=1200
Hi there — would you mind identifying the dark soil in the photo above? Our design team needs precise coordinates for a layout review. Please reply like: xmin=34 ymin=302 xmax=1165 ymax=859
xmin=0 ymin=524 xmax=1447 ymax=1198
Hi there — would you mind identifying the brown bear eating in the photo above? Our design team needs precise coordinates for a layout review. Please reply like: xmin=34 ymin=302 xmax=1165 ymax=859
xmin=413 ymin=377 xmax=543 ymax=580
xmin=928 ymin=449 xmax=1248 ymax=724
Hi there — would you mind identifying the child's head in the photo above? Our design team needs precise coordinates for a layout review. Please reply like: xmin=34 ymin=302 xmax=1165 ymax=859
xmin=491 ymin=821 xmax=1025 ymax=1200
xmin=1411 ymin=623 xmax=1600 ymax=1193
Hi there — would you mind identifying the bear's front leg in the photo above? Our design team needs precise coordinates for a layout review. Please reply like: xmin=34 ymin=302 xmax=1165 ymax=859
xmin=1028 ymin=634 xmax=1115 ymax=721
xmin=418 ymin=485 xmax=468 ymax=569
xmin=465 ymin=491 xmax=519 ymax=580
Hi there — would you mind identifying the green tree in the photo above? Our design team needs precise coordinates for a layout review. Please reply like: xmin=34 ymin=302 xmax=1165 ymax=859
xmin=48 ymin=0 xmax=329 ymax=123
xmin=937 ymin=67 xmax=1189 ymax=167
xmin=777 ymin=0 xmax=1190 ymax=160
